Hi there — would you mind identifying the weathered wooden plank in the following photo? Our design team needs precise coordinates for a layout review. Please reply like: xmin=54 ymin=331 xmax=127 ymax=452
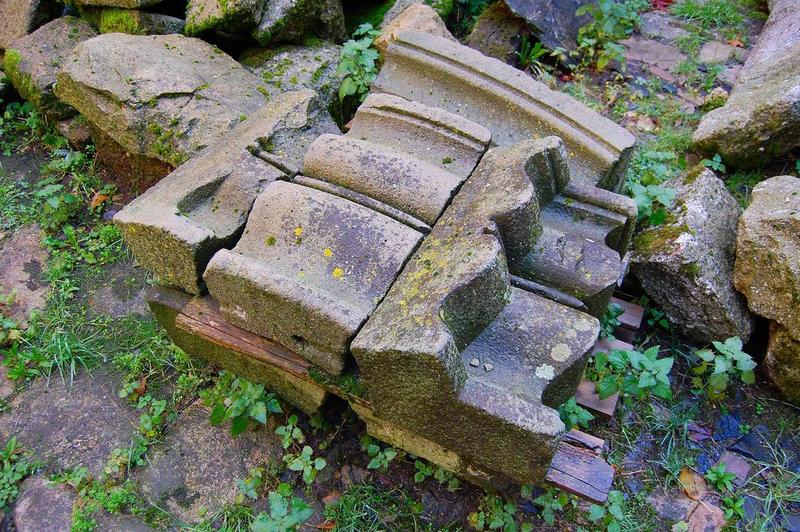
xmin=592 ymin=336 xmax=634 ymax=354
xmin=575 ymin=378 xmax=619 ymax=419
xmin=175 ymin=297 xmax=312 ymax=378
xmin=562 ymin=429 xmax=605 ymax=453
xmin=546 ymin=432 xmax=614 ymax=504
xmin=610 ymin=296 xmax=644 ymax=332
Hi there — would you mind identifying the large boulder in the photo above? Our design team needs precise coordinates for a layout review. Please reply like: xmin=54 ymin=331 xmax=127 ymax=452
xmin=240 ymin=41 xmax=344 ymax=117
xmin=375 ymin=2 xmax=455 ymax=54
xmin=502 ymin=0 xmax=593 ymax=52
xmin=734 ymin=175 xmax=800 ymax=402
xmin=55 ymin=33 xmax=268 ymax=174
xmin=464 ymin=1 xmax=528 ymax=64
xmin=0 ymin=0 xmax=60 ymax=50
xmin=631 ymin=167 xmax=754 ymax=343
xmin=185 ymin=0 xmax=346 ymax=46
xmin=3 ymin=17 xmax=96 ymax=120
xmin=693 ymin=0 xmax=800 ymax=165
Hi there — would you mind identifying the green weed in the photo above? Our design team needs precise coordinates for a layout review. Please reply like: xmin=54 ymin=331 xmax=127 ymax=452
xmin=691 ymin=336 xmax=756 ymax=401
xmin=558 ymin=397 xmax=595 ymax=430
xmin=0 ymin=437 xmax=35 ymax=510
xmin=588 ymin=346 xmax=674 ymax=401
xmin=200 ymin=371 xmax=283 ymax=436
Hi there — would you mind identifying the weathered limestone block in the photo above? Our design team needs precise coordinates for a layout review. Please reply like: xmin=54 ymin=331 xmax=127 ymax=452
xmin=631 ymin=168 xmax=754 ymax=343
xmin=0 ymin=0 xmax=60 ymax=50
xmin=114 ymin=90 xmax=338 ymax=295
xmin=3 ymin=17 xmax=96 ymax=120
xmin=373 ymin=31 xmax=636 ymax=191
xmin=55 ymin=33 xmax=268 ymax=169
xmin=204 ymin=181 xmax=423 ymax=375
xmin=352 ymin=139 xmax=600 ymax=486
xmin=693 ymin=0 xmax=800 ymax=165
xmin=734 ymin=175 xmax=800 ymax=339
xmin=92 ymin=8 xmax=185 ymax=35
xmin=185 ymin=0 xmax=346 ymax=46
xmin=241 ymin=42 xmax=343 ymax=116
xmin=464 ymin=1 xmax=528 ymax=63
xmin=765 ymin=322 xmax=800 ymax=404
xmin=374 ymin=2 xmax=455 ymax=54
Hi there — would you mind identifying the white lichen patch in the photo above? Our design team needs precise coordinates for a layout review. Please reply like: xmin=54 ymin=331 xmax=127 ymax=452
xmin=535 ymin=364 xmax=555 ymax=380
xmin=550 ymin=343 xmax=571 ymax=362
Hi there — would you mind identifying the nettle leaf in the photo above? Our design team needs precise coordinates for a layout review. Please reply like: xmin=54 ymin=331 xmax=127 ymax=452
xmin=714 ymin=356 xmax=730 ymax=375
xmin=696 ymin=349 xmax=715 ymax=362
xmin=231 ymin=415 xmax=249 ymax=436
xmin=707 ymin=372 xmax=729 ymax=391
xmin=588 ymin=504 xmax=606 ymax=521
xmin=210 ymin=404 xmax=226 ymax=425
xmin=594 ymin=351 xmax=609 ymax=372
xmin=268 ymin=491 xmax=288 ymax=518
xmin=597 ymin=376 xmax=620 ymax=399
xmin=608 ymin=349 xmax=629 ymax=370
xmin=740 ymin=370 xmax=755 ymax=385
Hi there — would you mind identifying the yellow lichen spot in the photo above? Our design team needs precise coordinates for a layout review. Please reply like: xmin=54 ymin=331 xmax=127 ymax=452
xmin=550 ymin=343 xmax=571 ymax=362
xmin=323 ymin=248 xmax=333 ymax=258
xmin=265 ymin=235 xmax=276 ymax=246
xmin=297 ymin=271 xmax=305 ymax=278
xmin=535 ymin=364 xmax=555 ymax=380
xmin=575 ymin=319 xmax=594 ymax=332
xmin=332 ymin=267 xmax=344 ymax=278
xmin=294 ymin=226 xmax=303 ymax=237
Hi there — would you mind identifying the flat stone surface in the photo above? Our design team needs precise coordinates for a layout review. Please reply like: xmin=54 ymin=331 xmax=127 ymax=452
xmin=136 ymin=400 xmax=282 ymax=524
xmin=0 ymin=225 xmax=48 ymax=324
xmin=0 ymin=0 xmax=59 ymax=50
xmin=114 ymin=90 xmax=337 ymax=295
xmin=3 ymin=16 xmax=96 ymax=120
xmin=241 ymin=41 xmax=344 ymax=115
xmin=647 ymin=486 xmax=697 ymax=522
xmin=621 ymin=36 xmax=687 ymax=75
xmin=55 ymin=33 xmax=269 ymax=169
xmin=686 ymin=501 xmax=726 ymax=532
xmin=204 ymin=180 xmax=423 ymax=375
xmin=639 ymin=11 xmax=690 ymax=42
xmin=693 ymin=0 xmax=800 ymax=164
xmin=697 ymin=41 xmax=746 ymax=64
xmin=715 ymin=450 xmax=751 ymax=486
xmin=631 ymin=167 xmax=754 ymax=343
xmin=84 ymin=260 xmax=149 ymax=319
xmin=373 ymin=31 xmax=636 ymax=191
xmin=0 ymin=369 xmax=137 ymax=476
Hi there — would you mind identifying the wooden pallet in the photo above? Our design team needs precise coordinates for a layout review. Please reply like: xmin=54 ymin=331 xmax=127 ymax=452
xmin=152 ymin=288 xmax=645 ymax=504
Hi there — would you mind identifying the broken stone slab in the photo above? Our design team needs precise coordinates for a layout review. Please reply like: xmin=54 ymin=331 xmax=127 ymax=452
xmin=502 ymin=0 xmax=593 ymax=52
xmin=374 ymin=2 xmax=455 ymax=55
xmin=3 ymin=16 xmax=97 ymax=120
xmin=114 ymin=90 xmax=337 ymax=295
xmin=638 ymin=11 xmax=690 ymax=42
xmin=697 ymin=41 xmax=748 ymax=64
xmin=352 ymin=139 xmax=600 ymax=486
xmin=630 ymin=167 xmax=754 ymax=344
xmin=373 ymin=31 xmax=636 ymax=191
xmin=135 ymin=399 xmax=283 ymax=524
xmin=734 ymin=175 xmax=800 ymax=339
xmin=621 ymin=36 xmax=687 ymax=77
xmin=0 ymin=224 xmax=48 ymax=324
xmin=464 ymin=1 xmax=528 ymax=64
xmin=88 ymin=8 xmax=185 ymax=35
xmin=241 ymin=41 xmax=344 ymax=117
xmin=0 ymin=369 xmax=138 ymax=477
xmin=765 ymin=321 xmax=800 ymax=405
xmin=0 ymin=0 xmax=60 ymax=50
xmin=146 ymin=286 xmax=328 ymax=412
xmin=203 ymin=180 xmax=423 ymax=375
xmin=55 ymin=33 xmax=268 ymax=169
xmin=693 ymin=0 xmax=800 ymax=165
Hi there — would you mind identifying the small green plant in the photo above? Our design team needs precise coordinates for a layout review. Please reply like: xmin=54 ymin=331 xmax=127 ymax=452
xmin=516 ymin=36 xmax=550 ymax=76
xmin=284 ymin=445 xmax=326 ymax=485
xmin=275 ymin=414 xmax=305 ymax=449
xmin=200 ymin=371 xmax=283 ymax=436
xmin=468 ymin=494 xmax=523 ymax=531
xmin=575 ymin=0 xmax=648 ymax=70
xmin=558 ymin=397 xmax=594 ymax=430
xmin=600 ymin=302 xmax=624 ymax=338
xmin=236 ymin=467 xmax=265 ymax=501
xmin=722 ymin=494 xmax=745 ymax=521
xmin=587 ymin=490 xmax=625 ymax=532
xmin=691 ymin=336 xmax=756 ymax=401
xmin=361 ymin=435 xmax=398 ymax=471
xmin=338 ymin=24 xmax=381 ymax=108
xmin=589 ymin=346 xmax=674 ymax=400
xmin=251 ymin=483 xmax=314 ymax=532
xmin=705 ymin=463 xmax=737 ymax=492
xmin=532 ymin=487 xmax=573 ymax=526
xmin=795 ymin=160 xmax=800 ymax=176
xmin=0 ymin=437 xmax=34 ymax=510
xmin=413 ymin=459 xmax=460 ymax=491
xmin=628 ymin=181 xmax=677 ymax=226
xmin=701 ymin=153 xmax=726 ymax=173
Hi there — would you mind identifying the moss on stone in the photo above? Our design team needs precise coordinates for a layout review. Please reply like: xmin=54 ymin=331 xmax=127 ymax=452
xmin=682 ymin=163 xmax=707 ymax=186
xmin=632 ymin=223 xmax=691 ymax=258
xmin=99 ymin=9 xmax=143 ymax=35
xmin=679 ymin=262 xmax=701 ymax=280
xmin=4 ymin=49 xmax=41 ymax=108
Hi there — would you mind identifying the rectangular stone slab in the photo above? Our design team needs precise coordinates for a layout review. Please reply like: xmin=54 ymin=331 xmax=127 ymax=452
xmin=373 ymin=31 xmax=636 ymax=191
xmin=203 ymin=180 xmax=423 ymax=375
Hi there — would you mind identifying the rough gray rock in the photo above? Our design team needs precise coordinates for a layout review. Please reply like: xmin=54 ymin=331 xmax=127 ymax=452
xmin=693 ymin=0 xmax=800 ymax=165
xmin=464 ymin=1 xmax=528 ymax=63
xmin=3 ymin=17 xmax=97 ymax=120
xmin=630 ymin=167 xmax=754 ymax=343
xmin=241 ymin=41 xmax=344 ymax=116
xmin=185 ymin=0 xmax=346 ymax=46
xmin=503 ymin=0 xmax=593 ymax=52
xmin=54 ymin=33 xmax=269 ymax=170
xmin=114 ymin=90 xmax=339 ymax=295
xmin=765 ymin=321 xmax=800 ymax=405
xmin=0 ymin=0 xmax=60 ymax=50
xmin=72 ymin=0 xmax=163 ymax=9
xmin=136 ymin=400 xmax=282 ymax=524
xmin=375 ymin=2 xmax=455 ymax=54
xmin=0 ymin=369 xmax=137 ymax=476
